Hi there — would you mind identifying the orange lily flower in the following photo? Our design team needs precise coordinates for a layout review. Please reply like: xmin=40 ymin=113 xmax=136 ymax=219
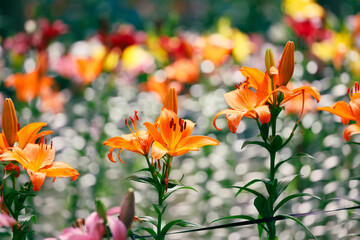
xmin=144 ymin=107 xmax=219 ymax=159
xmin=165 ymin=58 xmax=199 ymax=84
xmin=0 ymin=98 xmax=52 ymax=151
xmin=0 ymin=140 xmax=79 ymax=191
xmin=318 ymin=82 xmax=360 ymax=141
xmin=213 ymin=80 xmax=272 ymax=133
xmin=104 ymin=111 xmax=153 ymax=163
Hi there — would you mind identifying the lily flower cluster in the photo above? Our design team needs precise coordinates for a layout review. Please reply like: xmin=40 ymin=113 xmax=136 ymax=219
xmin=104 ymin=88 xmax=219 ymax=167
xmin=213 ymin=41 xmax=320 ymax=133
xmin=0 ymin=98 xmax=79 ymax=191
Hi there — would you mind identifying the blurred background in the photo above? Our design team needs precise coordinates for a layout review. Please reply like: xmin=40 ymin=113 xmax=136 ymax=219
xmin=1 ymin=0 xmax=360 ymax=239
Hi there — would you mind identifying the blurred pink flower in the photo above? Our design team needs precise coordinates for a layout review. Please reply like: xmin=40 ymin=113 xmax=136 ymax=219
xmin=57 ymin=207 xmax=127 ymax=240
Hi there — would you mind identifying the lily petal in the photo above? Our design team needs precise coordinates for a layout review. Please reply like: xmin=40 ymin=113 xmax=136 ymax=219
xmin=317 ymin=101 xmax=355 ymax=124
xmin=143 ymin=122 xmax=167 ymax=148
xmin=344 ymin=124 xmax=360 ymax=141
xmin=27 ymin=169 xmax=46 ymax=191
xmin=18 ymin=122 xmax=51 ymax=149
xmin=0 ymin=147 xmax=30 ymax=168
xmin=239 ymin=66 xmax=264 ymax=90
xmin=151 ymin=141 xmax=168 ymax=160
xmin=175 ymin=136 xmax=219 ymax=155
xmin=108 ymin=216 xmax=127 ymax=240
xmin=40 ymin=161 xmax=79 ymax=180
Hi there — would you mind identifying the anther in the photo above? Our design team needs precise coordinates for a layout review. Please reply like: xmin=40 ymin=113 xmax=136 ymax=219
xmin=125 ymin=119 xmax=128 ymax=126
xmin=184 ymin=121 xmax=187 ymax=130
xmin=180 ymin=124 xmax=183 ymax=132
xmin=129 ymin=117 xmax=135 ymax=124
xmin=173 ymin=123 xmax=176 ymax=131
xmin=170 ymin=118 xmax=174 ymax=128
xmin=134 ymin=111 xmax=139 ymax=121
xmin=50 ymin=141 xmax=53 ymax=149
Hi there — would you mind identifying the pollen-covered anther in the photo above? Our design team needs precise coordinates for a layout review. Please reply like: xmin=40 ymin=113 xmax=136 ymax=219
xmin=173 ymin=123 xmax=176 ymax=131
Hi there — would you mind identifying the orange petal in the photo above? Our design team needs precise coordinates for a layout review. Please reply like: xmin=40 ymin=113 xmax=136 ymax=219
xmin=151 ymin=141 xmax=168 ymax=159
xmin=0 ymin=147 xmax=29 ymax=168
xmin=344 ymin=124 xmax=360 ymax=141
xmin=239 ymin=67 xmax=264 ymax=90
xmin=175 ymin=135 xmax=219 ymax=154
xmin=18 ymin=122 xmax=50 ymax=149
xmin=253 ymin=105 xmax=271 ymax=124
xmin=143 ymin=122 xmax=167 ymax=148
xmin=286 ymin=86 xmax=321 ymax=103
xmin=213 ymin=109 xmax=241 ymax=132
xmin=350 ymin=97 xmax=360 ymax=125
xmin=22 ymin=143 xmax=55 ymax=169
xmin=40 ymin=161 xmax=79 ymax=180
xmin=0 ymin=134 xmax=7 ymax=151
xmin=27 ymin=169 xmax=46 ymax=191
xmin=317 ymin=101 xmax=355 ymax=124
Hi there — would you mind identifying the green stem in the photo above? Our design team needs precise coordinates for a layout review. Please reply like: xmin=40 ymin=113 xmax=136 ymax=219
xmin=281 ymin=123 xmax=298 ymax=149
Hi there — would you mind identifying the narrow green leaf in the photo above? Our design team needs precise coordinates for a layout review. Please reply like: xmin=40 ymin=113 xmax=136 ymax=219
xmin=233 ymin=186 xmax=264 ymax=198
xmin=95 ymin=200 xmax=108 ymax=225
xmin=137 ymin=227 xmax=156 ymax=236
xmin=233 ymin=179 xmax=264 ymax=197
xmin=242 ymin=141 xmax=270 ymax=151
xmin=274 ymin=153 xmax=316 ymax=173
xmin=274 ymin=193 xmax=321 ymax=213
xmin=211 ymin=215 xmax=255 ymax=223
xmin=278 ymin=214 xmax=318 ymax=239
xmin=275 ymin=174 xmax=301 ymax=199
xmin=163 ymin=186 xmax=197 ymax=202
xmin=137 ymin=216 xmax=157 ymax=226
xmin=160 ymin=219 xmax=198 ymax=235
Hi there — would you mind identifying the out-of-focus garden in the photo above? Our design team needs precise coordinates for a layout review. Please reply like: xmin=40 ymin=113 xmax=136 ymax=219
xmin=0 ymin=0 xmax=360 ymax=239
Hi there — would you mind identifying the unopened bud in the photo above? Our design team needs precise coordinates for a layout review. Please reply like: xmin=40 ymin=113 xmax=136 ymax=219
xmin=278 ymin=41 xmax=295 ymax=86
xmin=4 ymin=163 xmax=20 ymax=178
xmin=2 ymin=98 xmax=18 ymax=147
xmin=119 ymin=188 xmax=135 ymax=229
xmin=265 ymin=48 xmax=275 ymax=74
xmin=164 ymin=88 xmax=178 ymax=114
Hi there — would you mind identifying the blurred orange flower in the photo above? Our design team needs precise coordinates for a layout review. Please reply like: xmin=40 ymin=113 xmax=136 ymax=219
xmin=104 ymin=111 xmax=153 ymax=163
xmin=5 ymin=70 xmax=54 ymax=102
xmin=144 ymin=108 xmax=219 ymax=159
xmin=76 ymin=57 xmax=104 ymax=85
xmin=0 ymin=140 xmax=79 ymax=191
xmin=202 ymin=34 xmax=232 ymax=66
xmin=165 ymin=58 xmax=199 ymax=84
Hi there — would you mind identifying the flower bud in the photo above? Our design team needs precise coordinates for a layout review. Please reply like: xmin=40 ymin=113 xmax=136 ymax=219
xmin=164 ymin=88 xmax=178 ymax=114
xmin=119 ymin=188 xmax=135 ymax=229
xmin=4 ymin=163 xmax=20 ymax=178
xmin=278 ymin=41 xmax=295 ymax=86
xmin=265 ymin=48 xmax=275 ymax=74
xmin=2 ymin=98 xmax=18 ymax=147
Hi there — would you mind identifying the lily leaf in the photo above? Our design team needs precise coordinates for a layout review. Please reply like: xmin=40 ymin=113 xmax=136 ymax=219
xmin=211 ymin=215 xmax=255 ymax=223
xmin=274 ymin=153 xmax=316 ymax=173
xmin=163 ymin=186 xmax=197 ymax=202
xmin=160 ymin=219 xmax=199 ymax=236
xmin=278 ymin=214 xmax=318 ymax=239
xmin=233 ymin=186 xmax=264 ymax=198
xmin=275 ymin=174 xmax=301 ymax=199
xmin=137 ymin=216 xmax=157 ymax=226
xmin=274 ymin=193 xmax=321 ymax=213
xmin=234 ymin=179 xmax=266 ymax=197
xmin=242 ymin=141 xmax=270 ymax=151
xmin=127 ymin=175 xmax=158 ymax=188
